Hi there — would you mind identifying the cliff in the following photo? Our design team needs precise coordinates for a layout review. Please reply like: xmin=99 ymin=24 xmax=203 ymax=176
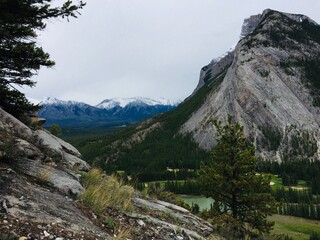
xmin=182 ymin=9 xmax=320 ymax=161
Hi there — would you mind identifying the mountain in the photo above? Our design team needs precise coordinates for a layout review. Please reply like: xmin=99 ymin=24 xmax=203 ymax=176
xmin=37 ymin=97 xmax=176 ymax=127
xmin=96 ymin=97 xmax=176 ymax=122
xmin=181 ymin=9 xmax=320 ymax=162
xmin=37 ymin=97 xmax=114 ymax=127
xmin=96 ymin=97 xmax=173 ymax=109
xmin=72 ymin=9 xmax=320 ymax=179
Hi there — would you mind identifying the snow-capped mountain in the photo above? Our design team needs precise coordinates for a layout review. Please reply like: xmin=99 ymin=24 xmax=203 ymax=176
xmin=40 ymin=97 xmax=88 ymax=106
xmin=96 ymin=97 xmax=173 ymax=109
xmin=37 ymin=97 xmax=176 ymax=127
xmin=37 ymin=97 xmax=113 ymax=127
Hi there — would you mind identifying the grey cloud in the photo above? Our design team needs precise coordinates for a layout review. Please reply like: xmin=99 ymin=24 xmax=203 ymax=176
xmin=23 ymin=0 xmax=320 ymax=105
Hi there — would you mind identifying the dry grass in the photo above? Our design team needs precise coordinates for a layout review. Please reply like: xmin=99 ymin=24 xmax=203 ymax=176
xmin=80 ymin=168 xmax=134 ymax=214
xmin=36 ymin=166 xmax=52 ymax=183
xmin=114 ymin=225 xmax=132 ymax=240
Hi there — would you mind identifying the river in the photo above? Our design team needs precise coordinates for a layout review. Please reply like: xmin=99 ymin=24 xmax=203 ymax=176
xmin=179 ymin=195 xmax=214 ymax=211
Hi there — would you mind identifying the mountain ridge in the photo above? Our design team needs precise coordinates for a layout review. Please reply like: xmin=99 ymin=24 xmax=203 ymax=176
xmin=96 ymin=97 xmax=176 ymax=109
xmin=37 ymin=96 xmax=176 ymax=127
xmin=40 ymin=96 xmax=177 ymax=108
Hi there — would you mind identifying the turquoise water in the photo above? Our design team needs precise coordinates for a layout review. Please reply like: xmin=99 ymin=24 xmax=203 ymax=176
xmin=179 ymin=195 xmax=214 ymax=211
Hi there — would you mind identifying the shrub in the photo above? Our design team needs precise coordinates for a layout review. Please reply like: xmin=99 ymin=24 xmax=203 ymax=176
xmin=50 ymin=124 xmax=62 ymax=136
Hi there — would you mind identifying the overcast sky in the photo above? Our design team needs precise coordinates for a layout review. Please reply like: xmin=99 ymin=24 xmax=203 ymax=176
xmin=23 ymin=0 xmax=320 ymax=105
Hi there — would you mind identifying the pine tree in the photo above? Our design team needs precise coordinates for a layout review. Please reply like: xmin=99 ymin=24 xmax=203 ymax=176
xmin=0 ymin=0 xmax=85 ymax=119
xmin=199 ymin=116 xmax=276 ymax=238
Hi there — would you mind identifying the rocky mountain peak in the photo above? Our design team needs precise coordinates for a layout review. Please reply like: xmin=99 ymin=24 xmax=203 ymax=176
xmin=240 ymin=12 xmax=262 ymax=38
xmin=192 ymin=49 xmax=234 ymax=95
xmin=182 ymin=9 xmax=320 ymax=161
xmin=266 ymin=9 xmax=318 ymax=26
xmin=240 ymin=9 xmax=318 ymax=39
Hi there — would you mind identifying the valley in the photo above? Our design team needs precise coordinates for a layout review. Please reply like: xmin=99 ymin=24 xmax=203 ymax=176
xmin=2 ymin=3 xmax=320 ymax=239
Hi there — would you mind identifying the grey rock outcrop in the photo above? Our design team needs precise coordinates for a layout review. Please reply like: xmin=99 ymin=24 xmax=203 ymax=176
xmin=0 ymin=107 xmax=88 ymax=196
xmin=0 ymin=107 xmax=112 ymax=238
xmin=240 ymin=13 xmax=262 ymax=38
xmin=240 ymin=9 xmax=318 ymax=39
xmin=192 ymin=50 xmax=234 ymax=95
xmin=127 ymin=197 xmax=217 ymax=239
xmin=182 ymin=9 xmax=320 ymax=161
xmin=0 ymin=168 xmax=111 ymax=239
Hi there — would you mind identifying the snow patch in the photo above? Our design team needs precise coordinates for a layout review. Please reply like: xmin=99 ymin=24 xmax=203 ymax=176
xmin=96 ymin=97 xmax=175 ymax=109
xmin=210 ymin=45 xmax=236 ymax=64
xmin=39 ymin=96 xmax=178 ymax=109
xmin=40 ymin=97 xmax=89 ymax=107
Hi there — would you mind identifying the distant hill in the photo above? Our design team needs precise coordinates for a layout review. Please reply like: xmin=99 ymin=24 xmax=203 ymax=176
xmin=37 ymin=97 xmax=177 ymax=127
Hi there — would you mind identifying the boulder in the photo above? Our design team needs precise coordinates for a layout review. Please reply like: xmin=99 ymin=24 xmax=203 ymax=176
xmin=63 ymin=152 xmax=90 ymax=171
xmin=0 ymin=108 xmax=88 ymax=197
xmin=0 ymin=108 xmax=33 ymax=140
xmin=16 ymin=159 xmax=83 ymax=196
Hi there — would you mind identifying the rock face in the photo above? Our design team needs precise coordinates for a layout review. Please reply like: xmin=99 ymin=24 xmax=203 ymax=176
xmin=192 ymin=50 xmax=234 ymax=95
xmin=240 ymin=13 xmax=262 ymax=38
xmin=0 ymin=166 xmax=218 ymax=240
xmin=0 ymin=107 xmax=110 ymax=239
xmin=0 ymin=107 xmax=89 ymax=196
xmin=0 ymin=169 xmax=111 ymax=239
xmin=182 ymin=9 xmax=320 ymax=161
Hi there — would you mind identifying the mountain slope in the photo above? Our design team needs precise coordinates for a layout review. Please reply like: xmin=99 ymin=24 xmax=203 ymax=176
xmin=73 ymin=9 xmax=320 ymax=177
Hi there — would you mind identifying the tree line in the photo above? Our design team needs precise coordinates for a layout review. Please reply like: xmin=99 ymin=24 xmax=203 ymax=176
xmin=258 ymin=160 xmax=320 ymax=194
xmin=278 ymin=203 xmax=320 ymax=220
